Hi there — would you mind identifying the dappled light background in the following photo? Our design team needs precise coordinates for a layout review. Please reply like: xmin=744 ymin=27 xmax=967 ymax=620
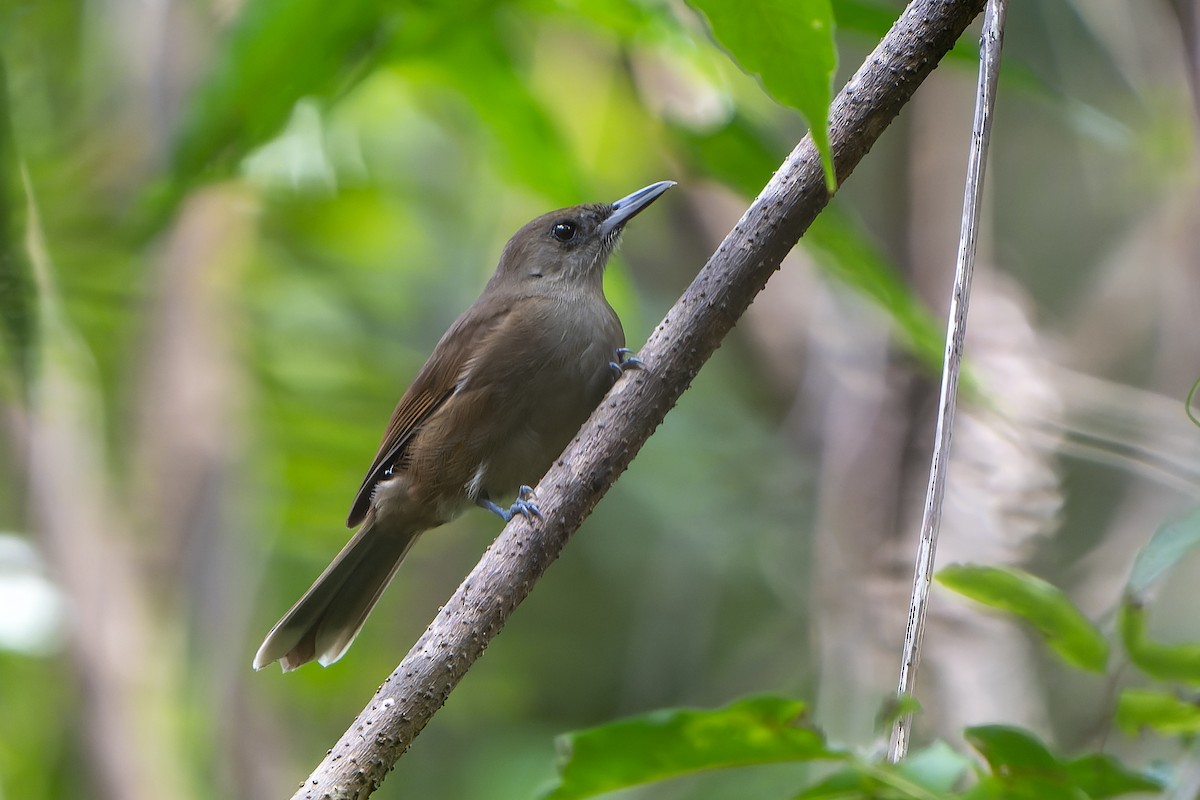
xmin=1 ymin=0 xmax=1198 ymax=798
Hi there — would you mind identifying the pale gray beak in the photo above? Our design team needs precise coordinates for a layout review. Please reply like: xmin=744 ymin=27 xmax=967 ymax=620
xmin=601 ymin=181 xmax=676 ymax=235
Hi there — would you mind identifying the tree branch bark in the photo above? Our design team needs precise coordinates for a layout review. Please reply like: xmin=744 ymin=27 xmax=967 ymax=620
xmin=290 ymin=1 xmax=987 ymax=796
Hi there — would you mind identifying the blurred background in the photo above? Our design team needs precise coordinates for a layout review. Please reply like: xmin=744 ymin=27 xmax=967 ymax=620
xmin=1 ymin=0 xmax=1199 ymax=798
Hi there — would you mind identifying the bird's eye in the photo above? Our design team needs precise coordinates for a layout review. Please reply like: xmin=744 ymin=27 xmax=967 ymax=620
xmin=551 ymin=221 xmax=577 ymax=242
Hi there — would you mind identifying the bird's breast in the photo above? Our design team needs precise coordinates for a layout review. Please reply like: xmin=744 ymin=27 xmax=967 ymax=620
xmin=392 ymin=288 xmax=625 ymax=511
xmin=477 ymin=291 xmax=623 ymax=496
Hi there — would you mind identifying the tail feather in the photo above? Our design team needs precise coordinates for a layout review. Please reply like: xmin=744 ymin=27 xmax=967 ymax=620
xmin=254 ymin=515 xmax=422 ymax=671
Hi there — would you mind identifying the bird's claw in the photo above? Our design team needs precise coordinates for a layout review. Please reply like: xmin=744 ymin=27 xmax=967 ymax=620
xmin=609 ymin=347 xmax=645 ymax=379
xmin=482 ymin=485 xmax=542 ymax=522
xmin=510 ymin=485 xmax=543 ymax=521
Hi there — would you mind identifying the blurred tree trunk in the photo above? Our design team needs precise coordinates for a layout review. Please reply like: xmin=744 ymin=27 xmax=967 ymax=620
xmin=20 ymin=176 xmax=195 ymax=800
xmin=130 ymin=185 xmax=289 ymax=800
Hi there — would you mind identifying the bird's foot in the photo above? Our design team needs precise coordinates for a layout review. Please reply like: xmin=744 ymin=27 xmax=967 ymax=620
xmin=479 ymin=485 xmax=542 ymax=523
xmin=608 ymin=347 xmax=645 ymax=379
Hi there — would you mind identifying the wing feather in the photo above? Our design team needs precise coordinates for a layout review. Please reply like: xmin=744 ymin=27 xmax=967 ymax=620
xmin=345 ymin=298 xmax=511 ymax=527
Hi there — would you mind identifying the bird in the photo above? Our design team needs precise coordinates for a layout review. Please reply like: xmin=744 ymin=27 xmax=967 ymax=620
xmin=254 ymin=180 xmax=675 ymax=671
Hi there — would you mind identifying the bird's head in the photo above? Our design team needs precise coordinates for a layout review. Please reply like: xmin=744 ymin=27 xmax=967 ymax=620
xmin=493 ymin=181 xmax=675 ymax=288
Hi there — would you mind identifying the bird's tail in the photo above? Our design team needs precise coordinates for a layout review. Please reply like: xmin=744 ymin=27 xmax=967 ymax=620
xmin=253 ymin=515 xmax=422 ymax=671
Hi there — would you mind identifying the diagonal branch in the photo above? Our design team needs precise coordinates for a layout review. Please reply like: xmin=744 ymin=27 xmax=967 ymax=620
xmin=290 ymin=1 xmax=987 ymax=797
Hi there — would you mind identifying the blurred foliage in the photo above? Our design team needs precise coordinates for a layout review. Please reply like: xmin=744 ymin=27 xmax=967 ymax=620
xmin=545 ymin=696 xmax=836 ymax=799
xmin=543 ymin=701 xmax=1167 ymax=798
xmin=1 ymin=0 xmax=1198 ymax=798
xmin=545 ymin=513 xmax=1200 ymax=797
xmin=0 ymin=57 xmax=32 ymax=393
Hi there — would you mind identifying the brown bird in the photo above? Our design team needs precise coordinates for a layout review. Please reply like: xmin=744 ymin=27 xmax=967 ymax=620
xmin=254 ymin=181 xmax=675 ymax=671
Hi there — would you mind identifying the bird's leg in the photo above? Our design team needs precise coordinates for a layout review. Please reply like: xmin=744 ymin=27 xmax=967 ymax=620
xmin=477 ymin=485 xmax=542 ymax=523
xmin=608 ymin=347 xmax=645 ymax=379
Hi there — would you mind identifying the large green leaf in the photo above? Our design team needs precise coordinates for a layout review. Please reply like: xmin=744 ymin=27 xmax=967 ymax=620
xmin=1119 ymin=601 xmax=1200 ymax=685
xmin=936 ymin=564 xmax=1108 ymax=672
xmin=963 ymin=726 xmax=1161 ymax=799
xmin=542 ymin=696 xmax=843 ymax=800
xmin=687 ymin=0 xmax=838 ymax=192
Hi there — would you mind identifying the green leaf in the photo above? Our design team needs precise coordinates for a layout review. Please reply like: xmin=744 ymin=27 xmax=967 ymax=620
xmin=895 ymin=740 xmax=973 ymax=794
xmin=0 ymin=57 xmax=35 ymax=393
xmin=965 ymin=725 xmax=1061 ymax=776
xmin=688 ymin=0 xmax=838 ymax=192
xmin=793 ymin=768 xmax=926 ymax=800
xmin=1116 ymin=689 xmax=1200 ymax=736
xmin=1062 ymin=753 xmax=1163 ymax=798
xmin=790 ymin=742 xmax=970 ymax=799
xmin=791 ymin=768 xmax=877 ymax=799
xmin=936 ymin=565 xmax=1108 ymax=673
xmin=1119 ymin=601 xmax=1200 ymax=685
xmin=542 ymin=696 xmax=844 ymax=800
xmin=965 ymin=727 xmax=1160 ymax=799
xmin=961 ymin=775 xmax=1084 ymax=800
xmin=1126 ymin=508 xmax=1200 ymax=598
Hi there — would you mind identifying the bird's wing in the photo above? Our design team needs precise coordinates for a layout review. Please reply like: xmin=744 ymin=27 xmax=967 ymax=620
xmin=345 ymin=300 xmax=511 ymax=527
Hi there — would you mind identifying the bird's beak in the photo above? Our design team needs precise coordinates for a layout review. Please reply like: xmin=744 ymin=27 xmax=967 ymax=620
xmin=601 ymin=180 xmax=676 ymax=235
